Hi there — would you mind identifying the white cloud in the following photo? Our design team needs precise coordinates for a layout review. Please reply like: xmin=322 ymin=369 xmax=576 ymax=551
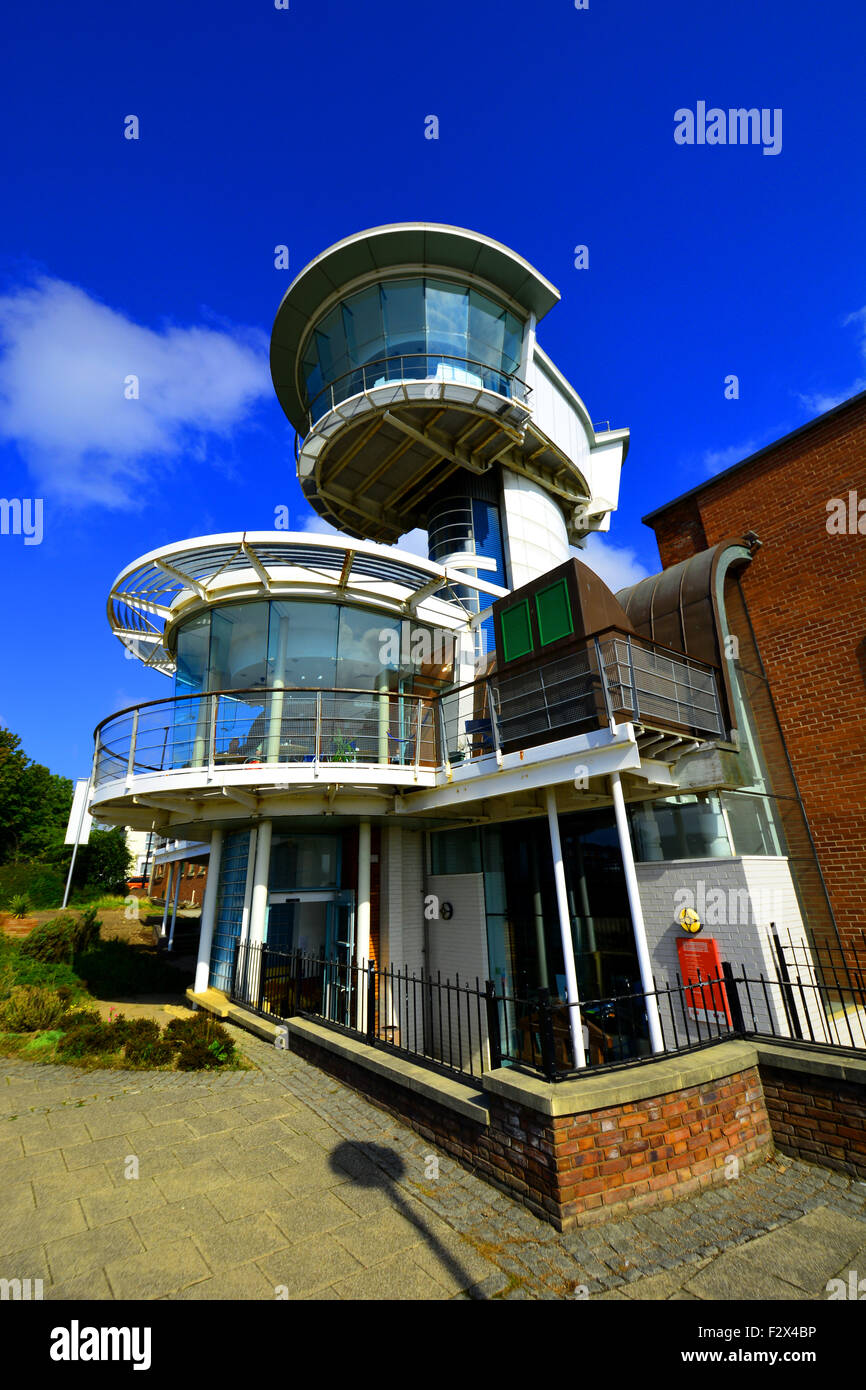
xmin=0 ymin=276 xmax=269 ymax=507
xmin=796 ymin=306 xmax=866 ymax=415
xmin=573 ymin=533 xmax=652 ymax=593
xmin=700 ymin=439 xmax=759 ymax=477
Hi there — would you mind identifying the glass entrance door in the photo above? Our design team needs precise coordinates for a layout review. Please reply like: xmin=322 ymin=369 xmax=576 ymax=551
xmin=265 ymin=889 xmax=355 ymax=1025
xmin=323 ymin=892 xmax=356 ymax=1026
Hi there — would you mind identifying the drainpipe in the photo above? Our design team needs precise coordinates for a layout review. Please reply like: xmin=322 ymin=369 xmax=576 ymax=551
xmin=544 ymin=788 xmax=586 ymax=1069
xmin=194 ymin=828 xmax=224 ymax=994
xmin=610 ymin=771 xmax=665 ymax=1054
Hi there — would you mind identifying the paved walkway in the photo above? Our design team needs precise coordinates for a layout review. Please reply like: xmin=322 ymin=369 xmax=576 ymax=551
xmin=1 ymin=1029 xmax=865 ymax=1300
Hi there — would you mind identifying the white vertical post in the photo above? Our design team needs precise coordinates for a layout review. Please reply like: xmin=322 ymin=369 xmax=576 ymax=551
xmin=245 ymin=820 xmax=272 ymax=1010
xmin=378 ymin=673 xmax=389 ymax=764
xmin=610 ymin=771 xmax=665 ymax=1054
xmin=167 ymin=860 xmax=183 ymax=951
xmin=194 ymin=828 xmax=224 ymax=995
xmin=356 ymin=819 xmax=372 ymax=1031
xmin=545 ymin=788 xmax=586 ymax=1069
xmin=248 ymin=819 xmax=273 ymax=948
xmin=160 ymin=863 xmax=173 ymax=938
xmin=267 ymin=615 xmax=290 ymax=762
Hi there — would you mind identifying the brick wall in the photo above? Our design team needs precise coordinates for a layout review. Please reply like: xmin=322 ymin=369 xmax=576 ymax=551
xmin=647 ymin=394 xmax=866 ymax=951
xmin=761 ymin=1065 xmax=866 ymax=1179
xmin=289 ymin=1030 xmax=771 ymax=1229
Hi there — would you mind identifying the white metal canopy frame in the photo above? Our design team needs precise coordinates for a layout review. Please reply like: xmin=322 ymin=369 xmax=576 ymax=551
xmin=106 ymin=530 xmax=509 ymax=675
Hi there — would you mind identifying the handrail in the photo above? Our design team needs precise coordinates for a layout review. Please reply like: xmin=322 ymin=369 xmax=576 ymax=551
xmin=301 ymin=351 xmax=532 ymax=436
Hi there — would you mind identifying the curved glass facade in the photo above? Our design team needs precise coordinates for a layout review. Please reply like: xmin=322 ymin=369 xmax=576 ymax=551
xmin=301 ymin=277 xmax=524 ymax=422
xmin=173 ymin=599 xmax=453 ymax=697
xmin=170 ymin=599 xmax=452 ymax=767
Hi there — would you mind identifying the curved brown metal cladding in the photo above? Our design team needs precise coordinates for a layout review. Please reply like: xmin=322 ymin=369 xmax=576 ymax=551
xmin=616 ymin=539 xmax=753 ymax=738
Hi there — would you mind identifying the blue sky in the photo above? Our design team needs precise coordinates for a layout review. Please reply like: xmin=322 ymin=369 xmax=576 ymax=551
xmin=1 ymin=0 xmax=865 ymax=780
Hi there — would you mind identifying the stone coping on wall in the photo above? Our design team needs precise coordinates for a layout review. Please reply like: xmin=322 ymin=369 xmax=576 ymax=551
xmin=754 ymin=1040 xmax=866 ymax=1085
xmin=484 ymin=1041 xmax=762 ymax=1117
xmin=286 ymin=1018 xmax=492 ymax=1125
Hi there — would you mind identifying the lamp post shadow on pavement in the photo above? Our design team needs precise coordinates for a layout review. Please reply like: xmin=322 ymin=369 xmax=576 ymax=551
xmin=328 ymin=1140 xmax=489 ymax=1299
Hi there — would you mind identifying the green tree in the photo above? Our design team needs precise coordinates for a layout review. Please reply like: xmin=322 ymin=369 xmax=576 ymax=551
xmin=0 ymin=728 xmax=73 ymax=865
xmin=72 ymin=827 xmax=133 ymax=896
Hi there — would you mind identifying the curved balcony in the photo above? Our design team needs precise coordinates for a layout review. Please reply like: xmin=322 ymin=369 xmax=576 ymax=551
xmin=292 ymin=353 xmax=534 ymax=544
xmin=297 ymin=352 xmax=531 ymax=440
xmin=93 ymin=687 xmax=439 ymax=795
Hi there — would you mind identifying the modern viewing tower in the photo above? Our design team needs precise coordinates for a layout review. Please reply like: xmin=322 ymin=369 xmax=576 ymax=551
xmin=87 ymin=224 xmax=820 ymax=1081
xmin=270 ymin=223 xmax=629 ymax=597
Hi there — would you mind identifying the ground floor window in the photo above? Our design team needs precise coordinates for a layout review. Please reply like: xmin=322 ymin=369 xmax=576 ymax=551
xmin=210 ymin=829 xmax=251 ymax=991
xmin=480 ymin=811 xmax=649 ymax=1062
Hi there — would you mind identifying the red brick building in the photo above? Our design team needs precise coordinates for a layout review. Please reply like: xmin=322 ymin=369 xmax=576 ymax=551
xmin=644 ymin=390 xmax=866 ymax=953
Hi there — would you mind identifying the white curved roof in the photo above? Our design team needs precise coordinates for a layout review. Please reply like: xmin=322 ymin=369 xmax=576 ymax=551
xmin=107 ymin=530 xmax=508 ymax=674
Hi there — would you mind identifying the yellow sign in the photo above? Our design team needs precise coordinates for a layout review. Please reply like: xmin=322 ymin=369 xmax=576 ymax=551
xmin=679 ymin=907 xmax=702 ymax=933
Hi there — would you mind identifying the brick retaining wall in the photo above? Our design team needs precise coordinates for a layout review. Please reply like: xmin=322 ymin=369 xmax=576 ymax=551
xmin=289 ymin=1029 xmax=772 ymax=1229
xmin=760 ymin=1064 xmax=866 ymax=1179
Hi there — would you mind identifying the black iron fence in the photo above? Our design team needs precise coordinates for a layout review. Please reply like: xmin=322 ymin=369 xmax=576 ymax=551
xmin=230 ymin=932 xmax=866 ymax=1085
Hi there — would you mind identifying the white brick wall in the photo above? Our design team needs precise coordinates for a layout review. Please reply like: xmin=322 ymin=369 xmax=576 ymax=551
xmin=636 ymin=856 xmax=826 ymax=1038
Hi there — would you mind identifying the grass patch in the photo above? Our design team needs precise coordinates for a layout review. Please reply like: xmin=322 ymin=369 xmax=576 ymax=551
xmin=0 ymin=928 xmax=242 ymax=1072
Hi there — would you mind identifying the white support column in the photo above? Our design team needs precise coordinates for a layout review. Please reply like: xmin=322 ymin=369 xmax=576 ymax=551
xmin=194 ymin=828 xmax=224 ymax=994
xmin=248 ymin=819 xmax=273 ymax=948
xmin=160 ymin=864 xmax=173 ymax=939
xmin=356 ymin=819 xmax=372 ymax=1032
xmin=267 ymin=616 xmax=290 ymax=762
xmin=167 ymin=860 xmax=183 ymax=951
xmin=610 ymin=771 xmax=665 ymax=1054
xmin=545 ymin=788 xmax=586 ymax=1069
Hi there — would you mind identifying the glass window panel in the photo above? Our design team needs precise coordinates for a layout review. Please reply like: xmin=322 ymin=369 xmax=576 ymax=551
xmin=342 ymin=285 xmax=384 ymax=366
xmin=425 ymin=279 xmax=468 ymax=361
xmin=502 ymin=311 xmax=523 ymax=372
xmin=175 ymin=613 xmax=210 ymax=696
xmin=269 ymin=833 xmax=341 ymax=890
xmin=382 ymin=278 xmax=425 ymax=357
xmin=268 ymin=601 xmax=338 ymax=688
xmin=468 ymin=289 xmax=506 ymax=366
xmin=628 ymin=794 xmax=732 ymax=861
xmin=209 ymin=603 xmax=269 ymax=691
xmin=337 ymin=605 xmax=392 ymax=690
xmin=722 ymin=792 xmax=780 ymax=856
xmin=430 ymin=827 xmax=482 ymax=875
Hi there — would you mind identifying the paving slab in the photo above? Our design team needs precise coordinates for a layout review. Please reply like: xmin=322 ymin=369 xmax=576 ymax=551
xmin=257 ymin=1234 xmax=365 ymax=1297
xmin=4 ymin=1036 xmax=866 ymax=1301
xmin=104 ymin=1236 xmax=212 ymax=1300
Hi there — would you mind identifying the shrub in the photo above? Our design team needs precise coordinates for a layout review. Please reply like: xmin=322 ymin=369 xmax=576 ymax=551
xmin=0 ymin=986 xmax=65 ymax=1032
xmin=176 ymin=1038 xmax=224 ymax=1070
xmin=9 ymin=955 xmax=82 ymax=996
xmin=74 ymin=906 xmax=101 ymax=954
xmin=56 ymin=1020 xmax=124 ymax=1059
xmin=8 ymin=894 xmax=30 ymax=918
xmin=20 ymin=915 xmax=76 ymax=964
xmin=58 ymin=1007 xmax=102 ymax=1029
xmin=124 ymin=1031 xmax=175 ymax=1067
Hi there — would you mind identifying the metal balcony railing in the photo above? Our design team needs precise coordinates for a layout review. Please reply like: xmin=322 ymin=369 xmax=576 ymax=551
xmin=92 ymin=635 xmax=724 ymax=791
xmin=93 ymin=687 xmax=437 ymax=789
xmin=299 ymin=351 xmax=532 ymax=438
